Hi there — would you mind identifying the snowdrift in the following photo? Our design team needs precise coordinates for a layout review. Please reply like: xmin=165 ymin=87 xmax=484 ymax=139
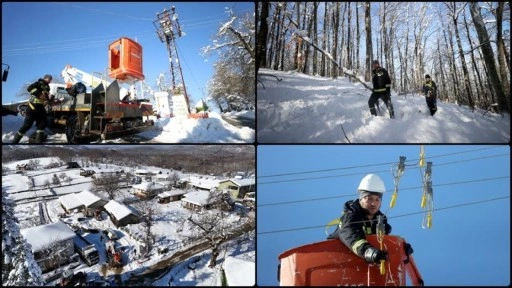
xmin=2 ymin=111 xmax=254 ymax=143
xmin=257 ymin=69 xmax=510 ymax=143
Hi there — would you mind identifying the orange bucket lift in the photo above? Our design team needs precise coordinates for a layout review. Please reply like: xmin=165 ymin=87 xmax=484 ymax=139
xmin=278 ymin=235 xmax=423 ymax=286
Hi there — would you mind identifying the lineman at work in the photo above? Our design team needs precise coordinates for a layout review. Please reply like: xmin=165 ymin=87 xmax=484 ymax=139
xmin=12 ymin=74 xmax=53 ymax=143
xmin=368 ymin=60 xmax=394 ymax=118
xmin=327 ymin=174 xmax=391 ymax=264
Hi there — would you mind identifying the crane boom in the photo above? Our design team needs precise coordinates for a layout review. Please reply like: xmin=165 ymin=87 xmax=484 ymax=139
xmin=62 ymin=65 xmax=110 ymax=89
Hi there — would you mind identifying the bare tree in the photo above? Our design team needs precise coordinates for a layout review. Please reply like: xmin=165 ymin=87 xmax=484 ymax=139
xmin=92 ymin=174 xmax=122 ymax=200
xmin=52 ymin=174 xmax=61 ymax=186
xmin=133 ymin=201 xmax=159 ymax=256
xmin=469 ymin=2 xmax=508 ymax=113
xmin=364 ymin=2 xmax=373 ymax=81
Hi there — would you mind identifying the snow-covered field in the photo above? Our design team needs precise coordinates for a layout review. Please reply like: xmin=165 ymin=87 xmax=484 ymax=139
xmin=2 ymin=111 xmax=254 ymax=143
xmin=3 ymin=156 xmax=255 ymax=286
xmin=257 ymin=69 xmax=510 ymax=143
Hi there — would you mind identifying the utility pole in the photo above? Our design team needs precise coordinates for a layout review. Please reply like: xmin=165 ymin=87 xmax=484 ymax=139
xmin=153 ymin=6 xmax=190 ymax=117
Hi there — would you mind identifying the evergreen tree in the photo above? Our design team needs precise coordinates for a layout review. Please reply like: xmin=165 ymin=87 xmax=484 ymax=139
xmin=2 ymin=189 xmax=44 ymax=286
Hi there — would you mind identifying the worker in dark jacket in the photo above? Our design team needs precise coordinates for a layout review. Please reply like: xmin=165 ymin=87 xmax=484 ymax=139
xmin=422 ymin=74 xmax=438 ymax=116
xmin=327 ymin=174 xmax=391 ymax=264
xmin=368 ymin=60 xmax=394 ymax=118
xmin=12 ymin=74 xmax=53 ymax=143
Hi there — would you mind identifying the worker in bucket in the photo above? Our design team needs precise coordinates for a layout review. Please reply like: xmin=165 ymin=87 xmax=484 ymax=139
xmin=12 ymin=74 xmax=53 ymax=143
xmin=327 ymin=174 xmax=391 ymax=264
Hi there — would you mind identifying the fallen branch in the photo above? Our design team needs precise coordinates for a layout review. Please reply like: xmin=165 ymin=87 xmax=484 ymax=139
xmin=340 ymin=123 xmax=351 ymax=143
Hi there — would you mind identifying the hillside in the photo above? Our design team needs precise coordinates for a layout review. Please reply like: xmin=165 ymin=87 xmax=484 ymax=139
xmin=257 ymin=69 xmax=510 ymax=143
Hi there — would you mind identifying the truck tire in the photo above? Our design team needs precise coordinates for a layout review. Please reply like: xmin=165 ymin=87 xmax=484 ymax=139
xmin=66 ymin=115 xmax=78 ymax=143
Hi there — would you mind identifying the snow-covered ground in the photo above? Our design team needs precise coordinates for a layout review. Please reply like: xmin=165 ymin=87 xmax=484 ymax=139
xmin=153 ymin=236 xmax=255 ymax=286
xmin=2 ymin=156 xmax=255 ymax=286
xmin=257 ymin=69 xmax=510 ymax=143
xmin=223 ymin=110 xmax=255 ymax=121
xmin=2 ymin=111 xmax=254 ymax=143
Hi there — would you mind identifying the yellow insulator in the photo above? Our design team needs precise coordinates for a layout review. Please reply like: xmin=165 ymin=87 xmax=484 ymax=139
xmin=420 ymin=194 xmax=426 ymax=208
xmin=427 ymin=213 xmax=432 ymax=228
xmin=419 ymin=145 xmax=425 ymax=167
xmin=380 ymin=260 xmax=386 ymax=275
xmin=390 ymin=192 xmax=397 ymax=208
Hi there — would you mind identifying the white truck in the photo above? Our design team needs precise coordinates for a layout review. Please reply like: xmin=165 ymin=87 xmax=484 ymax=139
xmin=73 ymin=234 xmax=99 ymax=266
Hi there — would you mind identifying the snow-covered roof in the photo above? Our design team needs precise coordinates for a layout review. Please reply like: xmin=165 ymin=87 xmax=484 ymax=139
xmin=76 ymin=190 xmax=102 ymax=207
xmin=157 ymin=190 xmax=187 ymax=198
xmin=224 ymin=256 xmax=255 ymax=286
xmin=135 ymin=169 xmax=150 ymax=174
xmin=104 ymin=200 xmax=139 ymax=220
xmin=221 ymin=178 xmax=255 ymax=187
xmin=59 ymin=193 xmax=84 ymax=211
xmin=21 ymin=221 xmax=76 ymax=253
xmin=187 ymin=175 xmax=225 ymax=190
xmin=181 ymin=190 xmax=212 ymax=206
xmin=132 ymin=182 xmax=165 ymax=191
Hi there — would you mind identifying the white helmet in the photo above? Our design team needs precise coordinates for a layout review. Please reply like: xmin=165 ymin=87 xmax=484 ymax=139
xmin=358 ymin=174 xmax=386 ymax=193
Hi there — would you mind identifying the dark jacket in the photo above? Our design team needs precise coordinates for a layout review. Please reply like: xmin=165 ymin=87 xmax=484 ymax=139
xmin=327 ymin=199 xmax=391 ymax=258
xmin=27 ymin=78 xmax=51 ymax=98
xmin=422 ymin=80 xmax=437 ymax=97
xmin=372 ymin=67 xmax=391 ymax=93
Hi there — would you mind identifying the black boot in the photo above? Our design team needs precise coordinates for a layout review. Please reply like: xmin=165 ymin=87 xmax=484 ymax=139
xmin=34 ymin=131 xmax=44 ymax=143
xmin=12 ymin=132 xmax=23 ymax=144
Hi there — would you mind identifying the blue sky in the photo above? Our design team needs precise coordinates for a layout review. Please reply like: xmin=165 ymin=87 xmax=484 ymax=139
xmin=2 ymin=1 xmax=254 ymax=106
xmin=257 ymin=145 xmax=510 ymax=286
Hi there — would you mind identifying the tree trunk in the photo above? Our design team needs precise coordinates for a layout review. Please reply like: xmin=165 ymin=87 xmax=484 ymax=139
xmin=364 ymin=2 xmax=372 ymax=81
xmin=444 ymin=27 xmax=460 ymax=104
xmin=495 ymin=2 xmax=510 ymax=100
xmin=294 ymin=2 xmax=301 ymax=71
xmin=332 ymin=2 xmax=340 ymax=79
xmin=356 ymin=2 xmax=360 ymax=74
xmin=469 ymin=2 xmax=508 ymax=113
xmin=278 ymin=2 xmax=288 ymax=71
xmin=312 ymin=2 xmax=318 ymax=75
xmin=272 ymin=3 xmax=282 ymax=70
xmin=321 ymin=3 xmax=328 ymax=76
xmin=347 ymin=2 xmax=352 ymax=70
xmin=450 ymin=3 xmax=474 ymax=110
xmin=256 ymin=2 xmax=269 ymax=74
xmin=463 ymin=10 xmax=485 ymax=107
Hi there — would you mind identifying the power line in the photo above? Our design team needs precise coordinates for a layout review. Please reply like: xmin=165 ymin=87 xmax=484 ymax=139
xmin=258 ymin=152 xmax=509 ymax=185
xmin=258 ymin=175 xmax=509 ymax=207
xmin=257 ymin=195 xmax=510 ymax=235
xmin=258 ymin=146 xmax=504 ymax=178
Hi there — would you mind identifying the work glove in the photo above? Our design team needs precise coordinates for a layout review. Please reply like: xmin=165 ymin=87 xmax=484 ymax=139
xmin=363 ymin=246 xmax=388 ymax=264
xmin=405 ymin=243 xmax=414 ymax=255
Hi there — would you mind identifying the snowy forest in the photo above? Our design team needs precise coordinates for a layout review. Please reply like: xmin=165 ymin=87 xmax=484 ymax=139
xmin=256 ymin=2 xmax=510 ymax=114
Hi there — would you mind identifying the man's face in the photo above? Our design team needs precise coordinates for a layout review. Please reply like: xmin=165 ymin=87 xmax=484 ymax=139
xmin=359 ymin=194 xmax=382 ymax=216
xmin=372 ymin=63 xmax=379 ymax=70
xmin=426 ymin=78 xmax=431 ymax=83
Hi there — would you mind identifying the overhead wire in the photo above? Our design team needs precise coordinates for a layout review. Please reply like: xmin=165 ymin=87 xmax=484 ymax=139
xmin=257 ymin=195 xmax=510 ymax=235
xmin=258 ymin=146 xmax=504 ymax=178
xmin=258 ymin=152 xmax=509 ymax=185
xmin=258 ymin=175 xmax=509 ymax=207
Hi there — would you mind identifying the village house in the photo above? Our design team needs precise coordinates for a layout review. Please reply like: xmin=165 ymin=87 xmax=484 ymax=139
xmin=77 ymin=190 xmax=109 ymax=217
xmin=156 ymin=189 xmax=188 ymax=204
xmin=58 ymin=190 xmax=108 ymax=215
xmin=181 ymin=190 xmax=216 ymax=211
xmin=218 ymin=177 xmax=256 ymax=199
xmin=132 ymin=182 xmax=166 ymax=199
xmin=184 ymin=175 xmax=225 ymax=191
xmin=59 ymin=193 xmax=85 ymax=213
xmin=20 ymin=221 xmax=76 ymax=272
xmin=103 ymin=200 xmax=140 ymax=227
